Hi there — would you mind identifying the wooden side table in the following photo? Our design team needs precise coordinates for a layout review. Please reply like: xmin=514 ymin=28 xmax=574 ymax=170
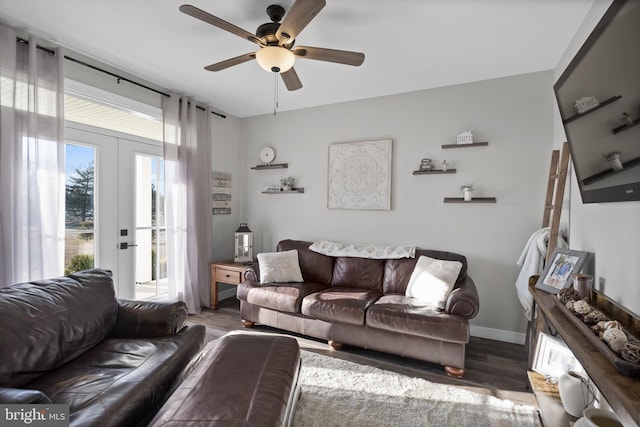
xmin=210 ymin=261 xmax=251 ymax=309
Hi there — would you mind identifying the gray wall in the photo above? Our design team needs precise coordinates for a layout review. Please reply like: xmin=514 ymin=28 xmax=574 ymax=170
xmin=211 ymin=113 xmax=243 ymax=262
xmin=555 ymin=0 xmax=640 ymax=318
xmin=210 ymin=113 xmax=245 ymax=301
xmin=238 ymin=71 xmax=556 ymax=342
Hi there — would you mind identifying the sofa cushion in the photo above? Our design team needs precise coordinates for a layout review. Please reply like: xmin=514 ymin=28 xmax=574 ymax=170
xmin=331 ymin=257 xmax=384 ymax=291
xmin=383 ymin=249 xmax=468 ymax=294
xmin=404 ymin=256 xmax=462 ymax=310
xmin=366 ymin=295 xmax=469 ymax=343
xmin=257 ymin=250 xmax=304 ymax=284
xmin=278 ymin=240 xmax=335 ymax=286
xmin=0 ymin=269 xmax=118 ymax=388
xmin=26 ymin=326 xmax=206 ymax=427
xmin=237 ymin=281 xmax=328 ymax=313
xmin=301 ymin=288 xmax=381 ymax=326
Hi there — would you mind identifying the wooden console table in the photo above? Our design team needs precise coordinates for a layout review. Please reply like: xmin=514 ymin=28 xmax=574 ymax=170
xmin=210 ymin=261 xmax=252 ymax=309
xmin=527 ymin=371 xmax=574 ymax=426
xmin=528 ymin=284 xmax=640 ymax=426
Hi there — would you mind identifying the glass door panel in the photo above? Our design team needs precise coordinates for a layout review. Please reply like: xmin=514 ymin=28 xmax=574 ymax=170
xmin=132 ymin=154 xmax=166 ymax=299
xmin=66 ymin=128 xmax=163 ymax=299
xmin=64 ymin=144 xmax=95 ymax=274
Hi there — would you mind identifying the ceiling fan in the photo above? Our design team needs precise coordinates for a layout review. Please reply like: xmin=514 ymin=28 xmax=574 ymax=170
xmin=179 ymin=0 xmax=365 ymax=91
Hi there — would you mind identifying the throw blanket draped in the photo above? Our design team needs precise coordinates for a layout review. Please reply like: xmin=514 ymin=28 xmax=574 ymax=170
xmin=515 ymin=227 xmax=567 ymax=320
xmin=309 ymin=241 xmax=416 ymax=259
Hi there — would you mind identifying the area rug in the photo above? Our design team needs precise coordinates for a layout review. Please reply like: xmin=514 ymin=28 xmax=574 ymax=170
xmin=293 ymin=351 xmax=541 ymax=427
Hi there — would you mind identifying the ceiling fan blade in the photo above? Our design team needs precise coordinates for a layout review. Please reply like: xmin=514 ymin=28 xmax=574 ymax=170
xmin=293 ymin=46 xmax=365 ymax=66
xmin=179 ymin=4 xmax=264 ymax=46
xmin=276 ymin=0 xmax=326 ymax=45
xmin=204 ymin=53 xmax=256 ymax=71
xmin=281 ymin=68 xmax=303 ymax=91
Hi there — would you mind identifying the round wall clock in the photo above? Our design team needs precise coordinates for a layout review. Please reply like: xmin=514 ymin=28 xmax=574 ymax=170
xmin=260 ymin=146 xmax=276 ymax=164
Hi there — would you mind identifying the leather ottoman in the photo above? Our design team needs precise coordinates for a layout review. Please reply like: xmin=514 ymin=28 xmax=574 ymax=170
xmin=149 ymin=333 xmax=301 ymax=427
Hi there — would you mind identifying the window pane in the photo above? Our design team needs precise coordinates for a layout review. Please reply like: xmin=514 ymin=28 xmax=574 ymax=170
xmin=151 ymin=158 xmax=165 ymax=227
xmin=134 ymin=154 xmax=167 ymax=299
xmin=64 ymin=144 xmax=95 ymax=274
xmin=158 ymin=229 xmax=167 ymax=282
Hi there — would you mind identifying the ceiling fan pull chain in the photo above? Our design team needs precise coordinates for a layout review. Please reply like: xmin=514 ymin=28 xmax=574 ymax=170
xmin=273 ymin=72 xmax=279 ymax=116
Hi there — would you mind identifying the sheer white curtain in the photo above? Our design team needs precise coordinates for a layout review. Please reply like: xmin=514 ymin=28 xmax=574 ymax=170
xmin=162 ymin=94 xmax=212 ymax=313
xmin=0 ymin=25 xmax=65 ymax=287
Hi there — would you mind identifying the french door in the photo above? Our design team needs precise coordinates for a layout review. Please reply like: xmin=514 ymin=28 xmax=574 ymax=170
xmin=65 ymin=125 xmax=166 ymax=299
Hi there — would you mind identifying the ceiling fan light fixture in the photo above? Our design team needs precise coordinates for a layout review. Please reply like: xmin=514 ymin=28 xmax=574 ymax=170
xmin=255 ymin=46 xmax=295 ymax=73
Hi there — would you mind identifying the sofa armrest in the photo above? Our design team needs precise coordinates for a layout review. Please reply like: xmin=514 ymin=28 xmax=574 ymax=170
xmin=444 ymin=276 xmax=479 ymax=319
xmin=244 ymin=261 xmax=260 ymax=282
xmin=0 ymin=388 xmax=52 ymax=404
xmin=110 ymin=300 xmax=188 ymax=338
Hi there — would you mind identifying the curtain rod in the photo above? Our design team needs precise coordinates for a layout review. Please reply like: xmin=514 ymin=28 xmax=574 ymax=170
xmin=16 ymin=37 xmax=226 ymax=119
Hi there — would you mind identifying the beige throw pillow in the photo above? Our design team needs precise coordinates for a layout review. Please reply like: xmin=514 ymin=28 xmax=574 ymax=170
xmin=257 ymin=250 xmax=304 ymax=284
xmin=405 ymin=255 xmax=462 ymax=309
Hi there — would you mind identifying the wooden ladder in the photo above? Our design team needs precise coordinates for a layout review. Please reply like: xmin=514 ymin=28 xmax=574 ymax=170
xmin=527 ymin=141 xmax=571 ymax=369
xmin=542 ymin=141 xmax=570 ymax=264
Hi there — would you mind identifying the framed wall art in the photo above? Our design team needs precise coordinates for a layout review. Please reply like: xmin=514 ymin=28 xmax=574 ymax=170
xmin=327 ymin=139 xmax=392 ymax=210
xmin=211 ymin=171 xmax=232 ymax=215
xmin=535 ymin=248 xmax=588 ymax=294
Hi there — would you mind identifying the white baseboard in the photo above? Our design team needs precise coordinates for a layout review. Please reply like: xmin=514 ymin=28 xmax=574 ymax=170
xmin=470 ymin=325 xmax=526 ymax=345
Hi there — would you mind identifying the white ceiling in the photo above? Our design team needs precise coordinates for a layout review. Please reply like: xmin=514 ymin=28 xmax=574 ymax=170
xmin=0 ymin=0 xmax=594 ymax=118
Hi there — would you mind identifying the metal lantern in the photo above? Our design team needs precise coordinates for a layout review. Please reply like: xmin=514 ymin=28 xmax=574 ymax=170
xmin=234 ymin=223 xmax=253 ymax=263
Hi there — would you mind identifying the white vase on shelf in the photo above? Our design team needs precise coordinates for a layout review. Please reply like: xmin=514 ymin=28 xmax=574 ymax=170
xmin=460 ymin=184 xmax=474 ymax=201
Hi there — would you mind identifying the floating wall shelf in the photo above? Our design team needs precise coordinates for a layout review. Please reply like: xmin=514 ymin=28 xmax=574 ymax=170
xmin=612 ymin=118 xmax=640 ymax=135
xmin=262 ymin=188 xmax=304 ymax=194
xmin=443 ymin=197 xmax=496 ymax=203
xmin=582 ymin=156 xmax=640 ymax=185
xmin=441 ymin=142 xmax=488 ymax=149
xmin=412 ymin=169 xmax=457 ymax=175
xmin=251 ymin=163 xmax=288 ymax=170
xmin=562 ymin=95 xmax=622 ymax=125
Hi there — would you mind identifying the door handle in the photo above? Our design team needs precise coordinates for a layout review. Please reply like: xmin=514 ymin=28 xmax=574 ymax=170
xmin=119 ymin=242 xmax=138 ymax=250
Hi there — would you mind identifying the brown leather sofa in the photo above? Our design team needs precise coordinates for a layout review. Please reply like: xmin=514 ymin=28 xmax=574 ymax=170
xmin=0 ymin=268 xmax=206 ymax=426
xmin=237 ymin=239 xmax=480 ymax=378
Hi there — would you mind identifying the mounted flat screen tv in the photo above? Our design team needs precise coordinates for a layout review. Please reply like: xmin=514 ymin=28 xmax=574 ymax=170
xmin=554 ymin=0 xmax=640 ymax=203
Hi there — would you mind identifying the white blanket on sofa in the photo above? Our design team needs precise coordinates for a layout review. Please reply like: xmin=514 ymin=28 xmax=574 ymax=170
xmin=309 ymin=241 xmax=416 ymax=259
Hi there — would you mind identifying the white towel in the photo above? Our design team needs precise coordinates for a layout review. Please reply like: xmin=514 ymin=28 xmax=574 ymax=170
xmin=515 ymin=227 xmax=569 ymax=320
xmin=515 ymin=228 xmax=551 ymax=321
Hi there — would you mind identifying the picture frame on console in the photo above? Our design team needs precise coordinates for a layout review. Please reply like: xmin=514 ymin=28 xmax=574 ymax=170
xmin=535 ymin=248 xmax=588 ymax=294
xmin=532 ymin=332 xmax=584 ymax=379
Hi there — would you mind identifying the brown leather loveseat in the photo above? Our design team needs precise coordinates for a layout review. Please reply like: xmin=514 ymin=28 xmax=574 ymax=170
xmin=0 ymin=268 xmax=206 ymax=426
xmin=237 ymin=239 xmax=480 ymax=378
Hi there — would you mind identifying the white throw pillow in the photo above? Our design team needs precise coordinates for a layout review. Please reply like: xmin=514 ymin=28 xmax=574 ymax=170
xmin=257 ymin=250 xmax=304 ymax=284
xmin=405 ymin=255 xmax=462 ymax=309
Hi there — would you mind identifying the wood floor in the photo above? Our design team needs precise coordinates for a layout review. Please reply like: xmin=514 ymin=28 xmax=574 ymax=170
xmin=187 ymin=297 xmax=538 ymax=408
